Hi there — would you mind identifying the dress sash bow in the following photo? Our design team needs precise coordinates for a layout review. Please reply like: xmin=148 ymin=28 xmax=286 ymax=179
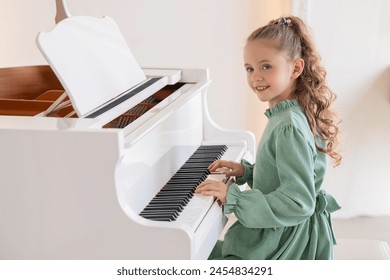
xmin=316 ymin=190 xmax=341 ymax=244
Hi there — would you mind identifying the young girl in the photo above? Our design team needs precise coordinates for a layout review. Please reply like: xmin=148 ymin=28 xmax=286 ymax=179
xmin=195 ymin=15 xmax=342 ymax=260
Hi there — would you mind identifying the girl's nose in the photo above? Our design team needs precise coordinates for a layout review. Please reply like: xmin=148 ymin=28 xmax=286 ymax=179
xmin=252 ymin=72 xmax=263 ymax=82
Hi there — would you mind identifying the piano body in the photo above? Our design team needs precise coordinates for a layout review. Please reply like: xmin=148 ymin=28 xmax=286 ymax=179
xmin=0 ymin=2 xmax=255 ymax=259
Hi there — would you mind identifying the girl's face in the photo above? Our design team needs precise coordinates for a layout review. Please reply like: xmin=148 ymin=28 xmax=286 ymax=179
xmin=244 ymin=39 xmax=302 ymax=108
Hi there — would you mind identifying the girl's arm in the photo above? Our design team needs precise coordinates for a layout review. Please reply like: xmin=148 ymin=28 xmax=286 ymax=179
xmin=208 ymin=159 xmax=255 ymax=187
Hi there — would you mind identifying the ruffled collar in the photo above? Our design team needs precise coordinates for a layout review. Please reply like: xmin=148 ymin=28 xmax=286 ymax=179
xmin=264 ymin=99 xmax=300 ymax=118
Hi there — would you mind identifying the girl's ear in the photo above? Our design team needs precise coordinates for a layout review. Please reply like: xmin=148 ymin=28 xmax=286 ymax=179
xmin=292 ymin=58 xmax=304 ymax=79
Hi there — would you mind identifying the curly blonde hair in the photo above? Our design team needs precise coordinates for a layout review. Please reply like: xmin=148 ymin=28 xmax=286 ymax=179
xmin=248 ymin=16 xmax=342 ymax=166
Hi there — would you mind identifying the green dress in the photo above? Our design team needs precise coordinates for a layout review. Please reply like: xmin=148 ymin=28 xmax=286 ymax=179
xmin=209 ymin=99 xmax=340 ymax=260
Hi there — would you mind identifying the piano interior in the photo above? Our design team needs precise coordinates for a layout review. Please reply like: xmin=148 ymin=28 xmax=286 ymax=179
xmin=0 ymin=65 xmax=183 ymax=128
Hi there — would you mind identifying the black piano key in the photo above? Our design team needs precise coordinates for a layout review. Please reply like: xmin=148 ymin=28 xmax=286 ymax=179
xmin=149 ymin=195 xmax=186 ymax=202
xmin=140 ymin=210 xmax=179 ymax=217
xmin=171 ymin=173 xmax=208 ymax=179
xmin=175 ymin=169 xmax=208 ymax=174
xmin=164 ymin=181 xmax=200 ymax=187
xmin=163 ymin=185 xmax=197 ymax=190
xmin=160 ymin=184 xmax=201 ymax=188
xmin=161 ymin=188 xmax=196 ymax=194
xmin=168 ymin=176 xmax=203 ymax=181
xmin=140 ymin=207 xmax=180 ymax=215
xmin=155 ymin=192 xmax=193 ymax=198
xmin=151 ymin=196 xmax=190 ymax=204
xmin=154 ymin=196 xmax=192 ymax=205
xmin=140 ymin=214 xmax=177 ymax=221
xmin=144 ymin=205 xmax=183 ymax=211
xmin=167 ymin=180 xmax=200 ymax=186
xmin=161 ymin=185 xmax=196 ymax=190
xmin=143 ymin=217 xmax=173 ymax=222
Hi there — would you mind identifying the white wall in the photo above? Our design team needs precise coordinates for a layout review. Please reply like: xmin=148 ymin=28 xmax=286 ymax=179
xmin=0 ymin=0 xmax=289 ymax=141
xmin=293 ymin=0 xmax=390 ymax=218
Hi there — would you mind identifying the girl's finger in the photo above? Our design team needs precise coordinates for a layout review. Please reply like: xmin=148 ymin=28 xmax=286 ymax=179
xmin=195 ymin=180 xmax=216 ymax=192
xmin=208 ymin=160 xmax=222 ymax=171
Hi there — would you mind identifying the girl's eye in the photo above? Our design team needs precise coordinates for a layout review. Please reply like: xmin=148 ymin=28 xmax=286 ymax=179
xmin=261 ymin=64 xmax=272 ymax=71
xmin=245 ymin=67 xmax=254 ymax=73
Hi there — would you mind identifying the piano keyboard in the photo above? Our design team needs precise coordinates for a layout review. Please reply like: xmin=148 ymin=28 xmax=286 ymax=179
xmin=139 ymin=145 xmax=227 ymax=222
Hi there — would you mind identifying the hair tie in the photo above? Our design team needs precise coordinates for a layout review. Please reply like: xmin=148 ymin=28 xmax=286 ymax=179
xmin=270 ymin=17 xmax=293 ymax=27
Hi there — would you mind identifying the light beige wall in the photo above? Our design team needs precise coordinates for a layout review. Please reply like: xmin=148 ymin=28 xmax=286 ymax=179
xmin=0 ymin=0 xmax=290 ymax=142
xmin=0 ymin=0 xmax=55 ymax=66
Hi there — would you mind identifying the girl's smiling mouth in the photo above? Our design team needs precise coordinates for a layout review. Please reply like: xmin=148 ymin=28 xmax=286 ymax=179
xmin=255 ymin=85 xmax=270 ymax=91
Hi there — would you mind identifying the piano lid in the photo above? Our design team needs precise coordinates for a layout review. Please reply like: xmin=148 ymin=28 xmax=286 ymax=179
xmin=36 ymin=16 xmax=147 ymax=117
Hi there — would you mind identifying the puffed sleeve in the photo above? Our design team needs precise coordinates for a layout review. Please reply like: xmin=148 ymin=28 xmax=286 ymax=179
xmin=235 ymin=159 xmax=254 ymax=187
xmin=224 ymin=125 xmax=317 ymax=228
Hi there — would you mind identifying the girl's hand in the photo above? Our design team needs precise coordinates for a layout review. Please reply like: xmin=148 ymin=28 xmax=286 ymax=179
xmin=208 ymin=160 xmax=245 ymax=178
xmin=195 ymin=179 xmax=228 ymax=204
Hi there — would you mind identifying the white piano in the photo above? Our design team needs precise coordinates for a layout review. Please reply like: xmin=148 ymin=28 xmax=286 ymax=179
xmin=0 ymin=1 xmax=255 ymax=259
